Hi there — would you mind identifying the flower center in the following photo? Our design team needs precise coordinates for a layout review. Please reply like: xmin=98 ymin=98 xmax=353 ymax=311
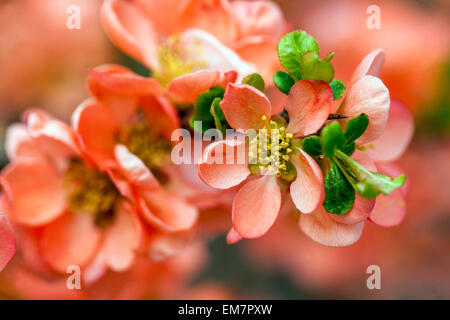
xmin=248 ymin=115 xmax=296 ymax=178
xmin=154 ymin=35 xmax=207 ymax=86
xmin=64 ymin=159 xmax=119 ymax=226
xmin=116 ymin=117 xmax=172 ymax=170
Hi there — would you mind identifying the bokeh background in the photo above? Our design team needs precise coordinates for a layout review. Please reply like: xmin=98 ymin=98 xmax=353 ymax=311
xmin=0 ymin=0 xmax=449 ymax=299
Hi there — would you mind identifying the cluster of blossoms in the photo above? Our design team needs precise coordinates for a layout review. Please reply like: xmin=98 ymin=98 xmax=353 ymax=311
xmin=0 ymin=0 xmax=413 ymax=290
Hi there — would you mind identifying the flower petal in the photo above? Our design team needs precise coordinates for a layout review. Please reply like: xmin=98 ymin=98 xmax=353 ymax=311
xmin=220 ymin=83 xmax=271 ymax=132
xmin=299 ymin=206 xmax=365 ymax=247
xmin=101 ymin=0 xmax=159 ymax=69
xmin=138 ymin=191 xmax=198 ymax=233
xmin=337 ymin=75 xmax=390 ymax=145
xmin=232 ymin=175 xmax=281 ymax=238
xmin=350 ymin=49 xmax=385 ymax=84
xmin=367 ymin=100 xmax=414 ymax=162
xmin=102 ymin=201 xmax=142 ymax=272
xmin=286 ymin=80 xmax=333 ymax=136
xmin=71 ymin=99 xmax=118 ymax=170
xmin=369 ymin=164 xmax=408 ymax=227
xmin=0 ymin=211 xmax=16 ymax=272
xmin=226 ymin=227 xmax=243 ymax=245
xmin=141 ymin=94 xmax=180 ymax=141
xmin=290 ymin=149 xmax=324 ymax=214
xmin=40 ymin=213 xmax=102 ymax=273
xmin=197 ymin=139 xmax=250 ymax=189
xmin=147 ymin=229 xmax=196 ymax=261
xmin=1 ymin=159 xmax=66 ymax=226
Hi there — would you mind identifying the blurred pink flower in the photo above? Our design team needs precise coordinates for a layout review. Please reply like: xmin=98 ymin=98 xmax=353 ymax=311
xmin=0 ymin=210 xmax=16 ymax=272
xmin=101 ymin=0 xmax=288 ymax=82
xmin=198 ymin=81 xmax=334 ymax=241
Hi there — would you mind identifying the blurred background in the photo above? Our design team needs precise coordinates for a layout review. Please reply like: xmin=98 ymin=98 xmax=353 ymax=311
xmin=0 ymin=0 xmax=449 ymax=299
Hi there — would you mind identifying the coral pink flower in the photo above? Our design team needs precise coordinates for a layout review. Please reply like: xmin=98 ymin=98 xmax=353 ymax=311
xmin=0 ymin=209 xmax=16 ymax=272
xmin=1 ymin=110 xmax=142 ymax=274
xmin=198 ymin=81 xmax=335 ymax=241
xmin=299 ymin=50 xmax=414 ymax=246
xmin=101 ymin=0 xmax=288 ymax=82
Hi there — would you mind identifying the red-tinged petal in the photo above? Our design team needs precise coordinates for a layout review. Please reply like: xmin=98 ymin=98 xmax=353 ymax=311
xmin=290 ymin=149 xmax=324 ymax=214
xmin=232 ymin=175 xmax=281 ymax=239
xmin=367 ymin=100 xmax=414 ymax=162
xmin=178 ymin=29 xmax=255 ymax=79
xmin=167 ymin=70 xmax=229 ymax=104
xmin=232 ymin=1 xmax=286 ymax=38
xmin=114 ymin=144 xmax=161 ymax=191
xmin=147 ymin=229 xmax=196 ymax=261
xmin=178 ymin=0 xmax=238 ymax=44
xmin=102 ymin=201 xmax=142 ymax=272
xmin=138 ymin=191 xmax=198 ymax=233
xmin=101 ymin=0 xmax=159 ymax=69
xmin=226 ymin=227 xmax=242 ymax=244
xmin=220 ymin=83 xmax=271 ymax=132
xmin=40 ymin=213 xmax=102 ymax=273
xmin=350 ymin=49 xmax=385 ymax=84
xmin=369 ymin=164 xmax=408 ymax=227
xmin=299 ymin=206 xmax=365 ymax=247
xmin=197 ymin=139 xmax=250 ymax=189
xmin=1 ymin=159 xmax=66 ymax=226
xmin=232 ymin=36 xmax=280 ymax=84
xmin=266 ymin=87 xmax=287 ymax=115
xmin=0 ymin=211 xmax=16 ymax=272
xmin=338 ymin=75 xmax=390 ymax=145
xmin=141 ymin=95 xmax=180 ymax=142
xmin=71 ymin=99 xmax=118 ymax=170
xmin=286 ymin=80 xmax=333 ymax=136
xmin=330 ymin=150 xmax=376 ymax=224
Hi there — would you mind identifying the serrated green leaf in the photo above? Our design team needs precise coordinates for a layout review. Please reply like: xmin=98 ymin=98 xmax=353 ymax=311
xmin=273 ymin=71 xmax=295 ymax=94
xmin=302 ymin=136 xmax=322 ymax=157
xmin=242 ymin=73 xmax=265 ymax=92
xmin=192 ymin=86 xmax=225 ymax=122
xmin=300 ymin=51 xmax=335 ymax=83
xmin=340 ymin=141 xmax=356 ymax=156
xmin=329 ymin=78 xmax=346 ymax=100
xmin=344 ymin=114 xmax=369 ymax=143
xmin=323 ymin=160 xmax=355 ymax=215
xmin=321 ymin=121 xmax=345 ymax=158
xmin=277 ymin=31 xmax=319 ymax=80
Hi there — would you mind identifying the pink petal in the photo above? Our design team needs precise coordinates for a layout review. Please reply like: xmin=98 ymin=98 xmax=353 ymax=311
xmin=167 ymin=70 xmax=232 ymax=104
xmin=140 ymin=95 xmax=180 ymax=141
xmin=0 ymin=211 xmax=16 ymax=272
xmin=147 ymin=229 xmax=196 ymax=261
xmin=226 ymin=227 xmax=243 ymax=245
xmin=71 ymin=99 xmax=118 ymax=170
xmin=178 ymin=29 xmax=255 ymax=79
xmin=40 ymin=213 xmax=102 ymax=273
xmin=114 ymin=144 xmax=161 ymax=191
xmin=231 ymin=1 xmax=286 ymax=38
xmin=338 ymin=75 xmax=390 ymax=145
xmin=289 ymin=149 xmax=324 ymax=214
xmin=369 ymin=164 xmax=408 ymax=227
xmin=232 ymin=175 xmax=281 ymax=239
xmin=102 ymin=201 xmax=142 ymax=272
xmin=101 ymin=0 xmax=159 ymax=69
xmin=367 ymin=100 xmax=414 ymax=162
xmin=1 ymin=159 xmax=66 ymax=226
xmin=138 ymin=191 xmax=198 ymax=233
xmin=330 ymin=150 xmax=376 ymax=224
xmin=286 ymin=80 xmax=333 ymax=136
xmin=350 ymin=49 xmax=385 ymax=84
xmin=197 ymin=139 xmax=250 ymax=189
xmin=299 ymin=206 xmax=365 ymax=247
xmin=220 ymin=83 xmax=271 ymax=132
xmin=5 ymin=124 xmax=37 ymax=161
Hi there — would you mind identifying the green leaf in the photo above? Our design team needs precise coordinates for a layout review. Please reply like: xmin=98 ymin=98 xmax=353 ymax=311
xmin=300 ymin=51 xmax=335 ymax=83
xmin=329 ymin=78 xmax=346 ymax=100
xmin=344 ymin=114 xmax=369 ymax=143
xmin=321 ymin=121 xmax=345 ymax=158
xmin=273 ymin=71 xmax=295 ymax=94
xmin=277 ymin=31 xmax=319 ymax=80
xmin=340 ymin=141 xmax=356 ymax=156
xmin=323 ymin=160 xmax=355 ymax=215
xmin=242 ymin=73 xmax=265 ymax=92
xmin=302 ymin=136 xmax=322 ymax=157
xmin=210 ymin=97 xmax=225 ymax=137
xmin=192 ymin=86 xmax=225 ymax=122
xmin=334 ymin=150 xmax=407 ymax=199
